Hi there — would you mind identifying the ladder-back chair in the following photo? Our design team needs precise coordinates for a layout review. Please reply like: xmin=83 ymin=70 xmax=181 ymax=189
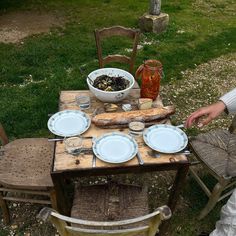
xmin=38 ymin=182 xmax=171 ymax=236
xmin=51 ymin=206 xmax=171 ymax=236
xmin=47 ymin=204 xmax=171 ymax=236
xmin=0 ymin=123 xmax=57 ymax=224
xmin=189 ymin=115 xmax=236 ymax=219
xmin=94 ymin=26 xmax=140 ymax=76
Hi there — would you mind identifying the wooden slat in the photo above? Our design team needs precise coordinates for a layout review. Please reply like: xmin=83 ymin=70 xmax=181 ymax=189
xmin=51 ymin=209 xmax=161 ymax=226
xmin=66 ymin=225 xmax=148 ymax=235
xmin=95 ymin=26 xmax=138 ymax=39
xmin=0 ymin=188 xmax=50 ymax=196
xmin=3 ymin=197 xmax=51 ymax=204
xmin=189 ymin=168 xmax=211 ymax=197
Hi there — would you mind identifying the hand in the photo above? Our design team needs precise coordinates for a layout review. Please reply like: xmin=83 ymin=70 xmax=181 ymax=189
xmin=185 ymin=101 xmax=226 ymax=128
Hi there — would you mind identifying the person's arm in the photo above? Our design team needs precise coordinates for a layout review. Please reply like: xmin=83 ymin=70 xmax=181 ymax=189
xmin=185 ymin=88 xmax=236 ymax=128
xmin=185 ymin=101 xmax=226 ymax=128
xmin=219 ymin=88 xmax=236 ymax=114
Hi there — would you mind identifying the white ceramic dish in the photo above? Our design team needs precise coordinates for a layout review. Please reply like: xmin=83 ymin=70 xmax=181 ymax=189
xmin=47 ymin=110 xmax=91 ymax=137
xmin=87 ymin=68 xmax=135 ymax=102
xmin=143 ymin=124 xmax=188 ymax=153
xmin=93 ymin=132 xmax=138 ymax=164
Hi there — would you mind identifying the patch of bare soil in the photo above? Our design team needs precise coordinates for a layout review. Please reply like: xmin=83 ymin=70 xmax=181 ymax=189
xmin=0 ymin=11 xmax=64 ymax=43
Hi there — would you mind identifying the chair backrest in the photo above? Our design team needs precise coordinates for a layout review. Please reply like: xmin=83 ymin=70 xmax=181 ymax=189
xmin=94 ymin=26 xmax=140 ymax=74
xmin=0 ymin=123 xmax=9 ymax=145
xmin=50 ymin=205 xmax=171 ymax=236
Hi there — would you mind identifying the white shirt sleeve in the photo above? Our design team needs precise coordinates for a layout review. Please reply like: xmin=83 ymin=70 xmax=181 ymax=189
xmin=219 ymin=88 xmax=236 ymax=114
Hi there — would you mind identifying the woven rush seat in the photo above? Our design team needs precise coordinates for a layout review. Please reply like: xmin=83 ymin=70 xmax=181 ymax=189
xmin=71 ymin=183 xmax=149 ymax=222
xmin=190 ymin=129 xmax=236 ymax=177
xmin=0 ymin=138 xmax=54 ymax=189
xmin=189 ymin=128 xmax=236 ymax=219
xmin=0 ymin=126 xmax=57 ymax=224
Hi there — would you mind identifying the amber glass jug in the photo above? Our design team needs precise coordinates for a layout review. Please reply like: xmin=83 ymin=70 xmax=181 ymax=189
xmin=135 ymin=60 xmax=163 ymax=100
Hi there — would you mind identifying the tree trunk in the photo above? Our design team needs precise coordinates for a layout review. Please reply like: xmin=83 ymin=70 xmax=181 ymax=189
xmin=149 ymin=0 xmax=161 ymax=15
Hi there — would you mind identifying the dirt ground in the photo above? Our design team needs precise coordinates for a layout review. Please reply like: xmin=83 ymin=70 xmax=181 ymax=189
xmin=0 ymin=10 xmax=64 ymax=43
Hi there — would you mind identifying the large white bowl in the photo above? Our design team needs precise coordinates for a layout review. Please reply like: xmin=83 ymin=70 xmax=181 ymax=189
xmin=87 ymin=68 xmax=135 ymax=103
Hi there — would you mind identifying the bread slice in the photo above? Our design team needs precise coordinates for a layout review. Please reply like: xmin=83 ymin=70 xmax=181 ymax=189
xmin=138 ymin=98 xmax=153 ymax=110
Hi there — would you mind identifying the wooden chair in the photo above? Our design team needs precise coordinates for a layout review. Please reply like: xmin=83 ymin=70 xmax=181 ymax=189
xmin=50 ymin=206 xmax=171 ymax=236
xmin=38 ymin=182 xmax=171 ymax=236
xmin=189 ymin=115 xmax=236 ymax=219
xmin=94 ymin=26 xmax=140 ymax=88
xmin=0 ymin=123 xmax=57 ymax=224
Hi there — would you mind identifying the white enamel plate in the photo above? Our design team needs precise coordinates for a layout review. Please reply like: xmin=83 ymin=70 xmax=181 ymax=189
xmin=47 ymin=110 xmax=91 ymax=137
xmin=93 ymin=132 xmax=138 ymax=164
xmin=143 ymin=124 xmax=188 ymax=153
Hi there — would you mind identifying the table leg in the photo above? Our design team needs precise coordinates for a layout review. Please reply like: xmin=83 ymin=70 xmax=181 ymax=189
xmin=51 ymin=172 xmax=70 ymax=216
xmin=159 ymin=164 xmax=189 ymax=235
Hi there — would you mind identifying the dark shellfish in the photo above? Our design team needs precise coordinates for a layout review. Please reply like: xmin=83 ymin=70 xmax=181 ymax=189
xmin=93 ymin=75 xmax=130 ymax=91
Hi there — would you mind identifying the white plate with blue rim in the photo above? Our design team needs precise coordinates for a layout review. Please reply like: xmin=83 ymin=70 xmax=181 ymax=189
xmin=93 ymin=132 xmax=138 ymax=164
xmin=47 ymin=110 xmax=91 ymax=137
xmin=143 ymin=124 xmax=188 ymax=153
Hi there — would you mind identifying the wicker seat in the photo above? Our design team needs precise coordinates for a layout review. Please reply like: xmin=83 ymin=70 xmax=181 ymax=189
xmin=189 ymin=124 xmax=236 ymax=219
xmin=42 ymin=183 xmax=171 ymax=236
xmin=0 ymin=123 xmax=57 ymax=224
xmin=94 ymin=25 xmax=140 ymax=89
xmin=71 ymin=183 xmax=149 ymax=222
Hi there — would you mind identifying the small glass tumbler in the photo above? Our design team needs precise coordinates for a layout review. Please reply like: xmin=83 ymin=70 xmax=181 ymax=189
xmin=128 ymin=121 xmax=145 ymax=137
xmin=64 ymin=136 xmax=83 ymax=155
xmin=76 ymin=95 xmax=90 ymax=110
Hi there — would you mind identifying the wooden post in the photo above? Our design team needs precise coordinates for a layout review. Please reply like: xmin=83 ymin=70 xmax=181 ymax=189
xmin=149 ymin=0 xmax=161 ymax=16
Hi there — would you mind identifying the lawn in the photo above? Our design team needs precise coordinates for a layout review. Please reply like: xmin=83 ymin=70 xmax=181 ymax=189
xmin=0 ymin=0 xmax=236 ymax=235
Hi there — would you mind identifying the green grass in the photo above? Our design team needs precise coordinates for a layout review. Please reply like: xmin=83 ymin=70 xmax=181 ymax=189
xmin=0 ymin=0 xmax=235 ymax=137
xmin=0 ymin=0 xmax=236 ymax=234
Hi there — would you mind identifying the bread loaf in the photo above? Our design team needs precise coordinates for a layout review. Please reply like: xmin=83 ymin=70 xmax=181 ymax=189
xmin=92 ymin=106 xmax=175 ymax=127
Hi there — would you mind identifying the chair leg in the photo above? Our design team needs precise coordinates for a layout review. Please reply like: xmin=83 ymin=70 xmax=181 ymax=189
xmin=49 ymin=188 xmax=58 ymax=211
xmin=0 ymin=190 xmax=10 ymax=224
xmin=198 ymin=180 xmax=228 ymax=220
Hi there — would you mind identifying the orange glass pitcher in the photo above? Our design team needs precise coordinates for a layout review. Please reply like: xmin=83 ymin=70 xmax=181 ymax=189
xmin=135 ymin=60 xmax=163 ymax=100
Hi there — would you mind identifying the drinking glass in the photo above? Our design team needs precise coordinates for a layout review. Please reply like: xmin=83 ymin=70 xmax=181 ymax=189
xmin=76 ymin=95 xmax=90 ymax=110
xmin=128 ymin=121 xmax=145 ymax=137
xmin=64 ymin=136 xmax=83 ymax=155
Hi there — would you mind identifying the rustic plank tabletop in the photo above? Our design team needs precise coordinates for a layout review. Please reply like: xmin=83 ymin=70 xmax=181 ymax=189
xmin=53 ymin=89 xmax=188 ymax=173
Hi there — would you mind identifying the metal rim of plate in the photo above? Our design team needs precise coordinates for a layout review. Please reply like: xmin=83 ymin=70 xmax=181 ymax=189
xmin=47 ymin=110 xmax=91 ymax=137
xmin=143 ymin=124 xmax=188 ymax=153
xmin=92 ymin=132 xmax=138 ymax=164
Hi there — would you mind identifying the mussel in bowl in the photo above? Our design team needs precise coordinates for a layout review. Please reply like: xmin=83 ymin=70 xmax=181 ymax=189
xmin=93 ymin=75 xmax=130 ymax=92
xmin=87 ymin=68 xmax=135 ymax=103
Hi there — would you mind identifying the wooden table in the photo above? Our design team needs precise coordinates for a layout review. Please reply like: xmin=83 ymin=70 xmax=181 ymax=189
xmin=51 ymin=89 xmax=190 ymax=234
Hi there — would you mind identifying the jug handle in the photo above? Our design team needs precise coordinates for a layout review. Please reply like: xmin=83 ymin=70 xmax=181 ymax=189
xmin=135 ymin=64 xmax=144 ymax=81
